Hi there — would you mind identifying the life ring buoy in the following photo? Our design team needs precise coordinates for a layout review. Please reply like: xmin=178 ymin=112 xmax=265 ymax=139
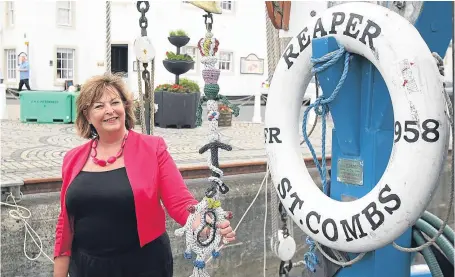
xmin=265 ymin=2 xmax=449 ymax=253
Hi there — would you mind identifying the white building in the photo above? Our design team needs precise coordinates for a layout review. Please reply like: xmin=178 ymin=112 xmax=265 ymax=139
xmin=0 ymin=1 xmax=269 ymax=98
xmin=1 ymin=1 xmax=452 ymax=99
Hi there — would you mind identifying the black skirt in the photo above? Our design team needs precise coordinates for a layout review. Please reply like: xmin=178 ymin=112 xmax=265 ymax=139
xmin=68 ymin=232 xmax=173 ymax=277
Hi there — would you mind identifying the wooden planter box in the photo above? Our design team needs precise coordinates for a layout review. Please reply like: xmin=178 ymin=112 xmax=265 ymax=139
xmin=218 ymin=111 xmax=232 ymax=127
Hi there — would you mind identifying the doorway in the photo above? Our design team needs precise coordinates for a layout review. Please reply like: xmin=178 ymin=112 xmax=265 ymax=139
xmin=111 ymin=44 xmax=128 ymax=76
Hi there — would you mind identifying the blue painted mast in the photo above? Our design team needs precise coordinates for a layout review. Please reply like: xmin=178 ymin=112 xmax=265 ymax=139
xmin=312 ymin=1 xmax=452 ymax=277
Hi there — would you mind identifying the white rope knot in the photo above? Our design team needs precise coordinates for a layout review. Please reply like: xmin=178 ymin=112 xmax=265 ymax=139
xmin=0 ymin=192 xmax=55 ymax=263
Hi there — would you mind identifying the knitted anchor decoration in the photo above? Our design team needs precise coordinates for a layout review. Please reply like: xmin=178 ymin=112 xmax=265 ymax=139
xmin=175 ymin=198 xmax=233 ymax=277
xmin=174 ymin=12 xmax=236 ymax=277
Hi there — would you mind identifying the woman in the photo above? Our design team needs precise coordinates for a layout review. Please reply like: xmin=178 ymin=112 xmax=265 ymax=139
xmin=53 ymin=73 xmax=236 ymax=277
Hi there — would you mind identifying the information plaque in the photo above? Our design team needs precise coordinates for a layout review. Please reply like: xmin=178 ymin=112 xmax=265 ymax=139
xmin=337 ymin=158 xmax=364 ymax=186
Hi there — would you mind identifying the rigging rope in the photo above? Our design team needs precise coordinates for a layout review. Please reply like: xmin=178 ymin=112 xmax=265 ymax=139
xmin=264 ymin=4 xmax=280 ymax=82
xmin=105 ymin=1 xmax=111 ymax=73
xmin=265 ymin=3 xmax=293 ymax=260
xmin=301 ymin=41 xmax=354 ymax=271
xmin=137 ymin=58 xmax=146 ymax=134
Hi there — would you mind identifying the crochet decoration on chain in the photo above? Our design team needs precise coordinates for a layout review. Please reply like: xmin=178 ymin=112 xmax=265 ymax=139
xmin=195 ymin=32 xmax=239 ymax=126
xmin=175 ymin=14 xmax=236 ymax=277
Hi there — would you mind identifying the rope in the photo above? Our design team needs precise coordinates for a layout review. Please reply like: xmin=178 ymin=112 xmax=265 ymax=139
xmin=0 ymin=193 xmax=54 ymax=264
xmin=300 ymin=76 xmax=320 ymax=146
xmin=264 ymin=4 xmax=280 ymax=82
xmin=301 ymin=41 xmax=354 ymax=271
xmin=149 ymin=59 xmax=155 ymax=135
xmin=105 ymin=1 xmax=111 ymax=73
xmin=137 ymin=59 xmax=146 ymax=134
xmin=270 ymin=167 xmax=280 ymax=255
xmin=265 ymin=2 xmax=294 ymax=257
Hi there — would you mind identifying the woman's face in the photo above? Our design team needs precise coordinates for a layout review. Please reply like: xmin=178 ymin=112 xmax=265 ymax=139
xmin=87 ymin=86 xmax=126 ymax=137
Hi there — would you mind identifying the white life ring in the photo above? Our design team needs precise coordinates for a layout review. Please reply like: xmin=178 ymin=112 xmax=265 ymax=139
xmin=265 ymin=2 xmax=449 ymax=253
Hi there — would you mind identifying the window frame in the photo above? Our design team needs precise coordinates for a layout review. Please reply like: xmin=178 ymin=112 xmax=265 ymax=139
xmin=7 ymin=1 xmax=15 ymax=27
xmin=56 ymin=1 xmax=73 ymax=27
xmin=4 ymin=49 xmax=17 ymax=82
xmin=182 ymin=46 xmax=199 ymax=74
xmin=217 ymin=51 xmax=234 ymax=73
xmin=220 ymin=1 xmax=234 ymax=13
xmin=55 ymin=47 xmax=76 ymax=83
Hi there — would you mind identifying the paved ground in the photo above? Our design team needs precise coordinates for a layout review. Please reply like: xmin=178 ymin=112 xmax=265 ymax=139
xmin=0 ymin=117 xmax=332 ymax=182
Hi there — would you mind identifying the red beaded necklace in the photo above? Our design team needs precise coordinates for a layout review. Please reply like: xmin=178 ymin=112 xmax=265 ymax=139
xmin=90 ymin=132 xmax=129 ymax=167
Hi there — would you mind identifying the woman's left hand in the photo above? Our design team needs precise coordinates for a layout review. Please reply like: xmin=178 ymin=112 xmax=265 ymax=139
xmin=218 ymin=219 xmax=236 ymax=243
xmin=192 ymin=213 xmax=236 ymax=243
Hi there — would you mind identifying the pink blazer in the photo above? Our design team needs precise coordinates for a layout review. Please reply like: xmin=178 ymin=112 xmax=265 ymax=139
xmin=54 ymin=130 xmax=198 ymax=258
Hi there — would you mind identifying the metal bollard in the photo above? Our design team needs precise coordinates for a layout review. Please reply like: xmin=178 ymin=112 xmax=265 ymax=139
xmin=1 ymin=180 xmax=24 ymax=203
xmin=252 ymin=88 xmax=263 ymax=123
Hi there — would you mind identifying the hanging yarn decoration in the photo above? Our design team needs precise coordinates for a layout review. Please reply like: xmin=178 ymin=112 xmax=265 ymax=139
xmin=174 ymin=18 xmax=235 ymax=277
xmin=175 ymin=198 xmax=233 ymax=277
xmin=195 ymin=31 xmax=239 ymax=127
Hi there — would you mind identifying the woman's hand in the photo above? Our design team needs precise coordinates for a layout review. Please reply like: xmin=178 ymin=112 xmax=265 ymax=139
xmin=217 ymin=219 xmax=236 ymax=243
xmin=192 ymin=213 xmax=236 ymax=243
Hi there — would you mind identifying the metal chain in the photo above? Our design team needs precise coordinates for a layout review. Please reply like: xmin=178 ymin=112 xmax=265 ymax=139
xmin=279 ymin=201 xmax=293 ymax=277
xmin=279 ymin=260 xmax=293 ymax=277
xmin=105 ymin=1 xmax=111 ymax=73
xmin=136 ymin=1 xmax=154 ymax=135
xmin=278 ymin=202 xmax=289 ymax=238
xmin=137 ymin=1 xmax=149 ymax=36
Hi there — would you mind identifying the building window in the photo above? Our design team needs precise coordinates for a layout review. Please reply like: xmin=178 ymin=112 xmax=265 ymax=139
xmin=56 ymin=48 xmax=75 ymax=80
xmin=5 ymin=49 xmax=16 ymax=80
xmin=220 ymin=1 xmax=233 ymax=11
xmin=57 ymin=1 xmax=72 ymax=26
xmin=7 ymin=1 xmax=14 ymax=26
xmin=218 ymin=51 xmax=233 ymax=72
xmin=182 ymin=46 xmax=198 ymax=73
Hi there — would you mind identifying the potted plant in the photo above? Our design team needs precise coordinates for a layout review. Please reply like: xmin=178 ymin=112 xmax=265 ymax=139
xmin=154 ymin=78 xmax=201 ymax=128
xmin=163 ymin=29 xmax=194 ymax=84
xmin=163 ymin=51 xmax=194 ymax=76
xmin=168 ymin=29 xmax=190 ymax=47
xmin=218 ymin=104 xmax=233 ymax=127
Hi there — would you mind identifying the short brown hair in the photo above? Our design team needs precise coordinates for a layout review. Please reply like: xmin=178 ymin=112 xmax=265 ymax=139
xmin=75 ymin=73 xmax=135 ymax=139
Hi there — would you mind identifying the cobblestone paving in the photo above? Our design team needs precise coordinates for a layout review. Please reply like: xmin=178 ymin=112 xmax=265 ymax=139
xmin=1 ymin=120 xmax=333 ymax=182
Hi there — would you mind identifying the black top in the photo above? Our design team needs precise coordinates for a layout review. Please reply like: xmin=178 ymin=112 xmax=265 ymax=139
xmin=65 ymin=167 xmax=141 ymax=256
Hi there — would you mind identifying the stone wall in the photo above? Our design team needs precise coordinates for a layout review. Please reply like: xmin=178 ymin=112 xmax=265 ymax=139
xmin=1 ymin=161 xmax=453 ymax=277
